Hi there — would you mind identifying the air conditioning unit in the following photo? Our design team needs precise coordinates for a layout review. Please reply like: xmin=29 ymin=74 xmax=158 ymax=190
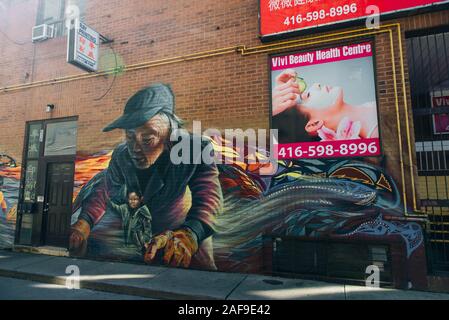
xmin=32 ymin=24 xmax=54 ymax=42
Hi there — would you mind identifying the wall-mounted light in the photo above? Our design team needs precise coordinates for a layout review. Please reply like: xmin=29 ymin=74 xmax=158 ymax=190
xmin=46 ymin=104 xmax=55 ymax=113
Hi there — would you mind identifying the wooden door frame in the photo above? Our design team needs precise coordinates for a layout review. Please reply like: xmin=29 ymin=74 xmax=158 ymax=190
xmin=16 ymin=116 xmax=78 ymax=247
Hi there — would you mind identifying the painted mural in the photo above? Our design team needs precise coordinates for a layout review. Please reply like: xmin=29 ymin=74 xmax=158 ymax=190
xmin=0 ymin=154 xmax=19 ymax=249
xmin=71 ymin=144 xmax=424 ymax=267
xmin=0 ymin=83 xmax=427 ymax=288
xmin=68 ymin=83 xmax=425 ymax=286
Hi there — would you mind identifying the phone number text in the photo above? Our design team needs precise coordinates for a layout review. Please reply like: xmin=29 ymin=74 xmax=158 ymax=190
xmin=277 ymin=140 xmax=380 ymax=159
xmin=283 ymin=3 xmax=358 ymax=26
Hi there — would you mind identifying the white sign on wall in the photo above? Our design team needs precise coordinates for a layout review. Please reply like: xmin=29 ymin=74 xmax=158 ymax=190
xmin=67 ymin=20 xmax=99 ymax=72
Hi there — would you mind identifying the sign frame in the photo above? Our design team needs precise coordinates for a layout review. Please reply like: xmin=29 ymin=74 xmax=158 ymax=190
xmin=268 ymin=38 xmax=384 ymax=160
xmin=259 ymin=0 xmax=449 ymax=42
xmin=67 ymin=19 xmax=100 ymax=72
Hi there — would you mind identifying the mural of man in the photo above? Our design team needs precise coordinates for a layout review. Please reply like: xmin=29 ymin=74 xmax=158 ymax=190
xmin=69 ymin=83 xmax=223 ymax=270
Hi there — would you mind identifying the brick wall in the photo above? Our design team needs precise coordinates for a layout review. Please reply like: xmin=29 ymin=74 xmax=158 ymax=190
xmin=1 ymin=0 xmax=449 ymax=209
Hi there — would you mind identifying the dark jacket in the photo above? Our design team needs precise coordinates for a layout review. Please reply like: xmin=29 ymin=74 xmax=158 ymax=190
xmin=78 ymin=134 xmax=223 ymax=269
xmin=107 ymin=200 xmax=153 ymax=252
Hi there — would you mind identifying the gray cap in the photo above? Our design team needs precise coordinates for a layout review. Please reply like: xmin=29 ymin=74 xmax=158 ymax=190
xmin=103 ymin=83 xmax=174 ymax=132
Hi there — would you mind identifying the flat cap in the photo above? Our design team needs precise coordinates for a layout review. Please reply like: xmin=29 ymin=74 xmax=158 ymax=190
xmin=103 ymin=83 xmax=174 ymax=132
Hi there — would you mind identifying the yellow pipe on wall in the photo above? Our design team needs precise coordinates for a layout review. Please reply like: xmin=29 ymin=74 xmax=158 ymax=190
xmin=396 ymin=24 xmax=418 ymax=212
xmin=387 ymin=29 xmax=408 ymax=214
xmin=0 ymin=23 xmax=404 ymax=93
xmin=0 ymin=46 xmax=243 ymax=92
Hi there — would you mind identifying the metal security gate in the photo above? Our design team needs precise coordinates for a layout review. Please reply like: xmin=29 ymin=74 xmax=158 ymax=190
xmin=272 ymin=238 xmax=393 ymax=286
xmin=407 ymin=26 xmax=449 ymax=272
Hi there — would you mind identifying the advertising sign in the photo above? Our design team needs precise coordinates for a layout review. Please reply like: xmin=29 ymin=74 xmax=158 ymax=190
xmin=67 ymin=20 xmax=100 ymax=72
xmin=271 ymin=42 xmax=381 ymax=159
xmin=260 ymin=0 xmax=449 ymax=38
xmin=431 ymin=91 xmax=449 ymax=134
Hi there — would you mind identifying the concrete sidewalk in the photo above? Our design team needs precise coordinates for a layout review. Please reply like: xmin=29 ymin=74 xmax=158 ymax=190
xmin=1 ymin=249 xmax=449 ymax=300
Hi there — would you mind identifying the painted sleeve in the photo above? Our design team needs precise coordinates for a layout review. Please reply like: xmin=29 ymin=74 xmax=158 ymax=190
xmin=78 ymin=151 xmax=125 ymax=228
xmin=107 ymin=198 xmax=122 ymax=213
xmin=183 ymin=141 xmax=223 ymax=242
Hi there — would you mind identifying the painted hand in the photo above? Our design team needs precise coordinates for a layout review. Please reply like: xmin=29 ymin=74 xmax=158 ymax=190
xmin=317 ymin=117 xmax=362 ymax=141
xmin=143 ymin=229 xmax=199 ymax=268
xmin=305 ymin=119 xmax=324 ymax=137
xmin=272 ymin=69 xmax=301 ymax=116
xmin=69 ymin=219 xmax=91 ymax=257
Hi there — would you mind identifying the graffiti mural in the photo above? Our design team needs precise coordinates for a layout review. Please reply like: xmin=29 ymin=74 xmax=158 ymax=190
xmin=69 ymin=83 xmax=425 ymax=283
xmin=0 ymin=154 xmax=19 ymax=249
xmin=71 ymin=135 xmax=425 ymax=273
xmin=341 ymin=214 xmax=423 ymax=258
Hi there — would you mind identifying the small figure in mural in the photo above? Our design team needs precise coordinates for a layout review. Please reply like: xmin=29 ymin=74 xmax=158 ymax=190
xmin=106 ymin=190 xmax=152 ymax=253
xmin=272 ymin=68 xmax=379 ymax=142
xmin=70 ymin=83 xmax=223 ymax=270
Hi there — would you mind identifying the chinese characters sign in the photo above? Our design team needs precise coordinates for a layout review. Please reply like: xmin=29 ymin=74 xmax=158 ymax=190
xmin=260 ymin=0 xmax=449 ymax=38
xmin=271 ymin=42 xmax=381 ymax=159
xmin=67 ymin=20 xmax=99 ymax=72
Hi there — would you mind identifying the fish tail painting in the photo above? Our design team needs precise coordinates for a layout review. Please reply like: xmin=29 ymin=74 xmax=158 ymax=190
xmin=211 ymin=152 xmax=415 ymax=273
xmin=70 ymin=134 xmax=424 ymax=277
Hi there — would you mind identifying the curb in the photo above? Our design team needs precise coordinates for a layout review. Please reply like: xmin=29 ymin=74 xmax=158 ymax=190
xmin=0 ymin=268 xmax=217 ymax=300
xmin=12 ymin=245 xmax=69 ymax=257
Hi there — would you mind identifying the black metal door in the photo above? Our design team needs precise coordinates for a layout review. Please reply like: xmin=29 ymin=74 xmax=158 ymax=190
xmin=407 ymin=26 xmax=449 ymax=272
xmin=44 ymin=162 xmax=74 ymax=247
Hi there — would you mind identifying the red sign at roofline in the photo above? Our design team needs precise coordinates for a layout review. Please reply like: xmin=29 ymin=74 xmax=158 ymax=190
xmin=260 ymin=0 xmax=449 ymax=38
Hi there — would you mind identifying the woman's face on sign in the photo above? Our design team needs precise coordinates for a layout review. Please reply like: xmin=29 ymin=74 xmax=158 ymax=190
xmin=299 ymin=83 xmax=343 ymax=111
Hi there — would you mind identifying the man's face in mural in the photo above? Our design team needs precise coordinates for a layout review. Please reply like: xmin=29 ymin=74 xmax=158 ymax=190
xmin=127 ymin=192 xmax=142 ymax=209
xmin=125 ymin=114 xmax=170 ymax=169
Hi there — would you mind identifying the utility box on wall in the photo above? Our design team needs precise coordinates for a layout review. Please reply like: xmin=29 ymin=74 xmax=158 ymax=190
xmin=18 ymin=213 xmax=33 ymax=245
xmin=16 ymin=213 xmax=43 ymax=246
